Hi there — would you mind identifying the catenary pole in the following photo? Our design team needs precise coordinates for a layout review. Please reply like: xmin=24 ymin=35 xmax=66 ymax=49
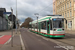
xmin=34 ymin=13 xmax=39 ymax=34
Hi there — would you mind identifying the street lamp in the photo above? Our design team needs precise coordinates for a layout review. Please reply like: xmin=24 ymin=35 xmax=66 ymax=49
xmin=34 ymin=13 xmax=39 ymax=34
xmin=31 ymin=22 xmax=32 ymax=30
xmin=16 ymin=0 xmax=17 ymax=34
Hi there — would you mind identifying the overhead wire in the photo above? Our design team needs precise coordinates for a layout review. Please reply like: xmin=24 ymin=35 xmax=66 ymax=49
xmin=37 ymin=2 xmax=53 ymax=15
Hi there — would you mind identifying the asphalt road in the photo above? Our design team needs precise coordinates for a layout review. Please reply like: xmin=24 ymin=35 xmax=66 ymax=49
xmin=20 ymin=28 xmax=65 ymax=50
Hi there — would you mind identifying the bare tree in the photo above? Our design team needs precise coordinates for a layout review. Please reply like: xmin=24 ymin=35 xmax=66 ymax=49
xmin=21 ymin=17 xmax=33 ymax=28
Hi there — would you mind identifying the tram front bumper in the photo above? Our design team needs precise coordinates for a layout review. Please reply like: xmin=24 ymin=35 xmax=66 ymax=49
xmin=49 ymin=35 xmax=65 ymax=38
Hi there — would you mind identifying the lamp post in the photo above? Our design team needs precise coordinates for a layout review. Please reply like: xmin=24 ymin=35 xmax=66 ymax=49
xmin=31 ymin=22 xmax=32 ymax=30
xmin=16 ymin=0 xmax=17 ymax=34
xmin=34 ymin=13 xmax=39 ymax=34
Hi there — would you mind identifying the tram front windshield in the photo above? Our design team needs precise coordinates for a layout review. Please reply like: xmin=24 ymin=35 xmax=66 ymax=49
xmin=53 ymin=18 xmax=64 ymax=28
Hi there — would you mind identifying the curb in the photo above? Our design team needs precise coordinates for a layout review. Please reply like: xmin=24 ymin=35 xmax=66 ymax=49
xmin=19 ymin=31 xmax=25 ymax=50
xmin=0 ymin=35 xmax=4 ymax=38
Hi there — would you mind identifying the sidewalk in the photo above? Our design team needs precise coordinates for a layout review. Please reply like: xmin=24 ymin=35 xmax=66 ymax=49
xmin=65 ymin=30 xmax=75 ymax=35
xmin=0 ymin=29 xmax=22 ymax=50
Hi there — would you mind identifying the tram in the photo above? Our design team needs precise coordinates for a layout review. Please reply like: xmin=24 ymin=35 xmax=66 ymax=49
xmin=29 ymin=15 xmax=67 ymax=38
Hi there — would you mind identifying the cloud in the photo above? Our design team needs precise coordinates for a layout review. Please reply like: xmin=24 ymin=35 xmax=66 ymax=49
xmin=0 ymin=0 xmax=53 ymax=22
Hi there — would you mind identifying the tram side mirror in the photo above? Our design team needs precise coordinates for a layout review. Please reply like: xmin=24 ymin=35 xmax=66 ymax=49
xmin=66 ymin=20 xmax=67 ymax=24
xmin=64 ymin=18 xmax=67 ymax=24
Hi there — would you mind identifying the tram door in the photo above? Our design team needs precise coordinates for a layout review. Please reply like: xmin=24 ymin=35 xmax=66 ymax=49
xmin=47 ymin=21 xmax=50 ymax=34
xmin=39 ymin=22 xmax=41 ymax=32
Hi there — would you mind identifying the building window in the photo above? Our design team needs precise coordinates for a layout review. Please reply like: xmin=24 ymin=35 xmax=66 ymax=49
xmin=67 ymin=3 xmax=69 ymax=8
xmin=70 ymin=2 xmax=71 ymax=7
xmin=67 ymin=3 xmax=68 ymax=8
xmin=68 ymin=21 xmax=72 ymax=28
xmin=70 ymin=10 xmax=72 ymax=16
xmin=63 ymin=13 xmax=64 ymax=16
xmin=67 ymin=12 xmax=69 ymax=17
xmin=65 ymin=4 xmax=66 ymax=9
xmin=65 ymin=12 xmax=66 ymax=17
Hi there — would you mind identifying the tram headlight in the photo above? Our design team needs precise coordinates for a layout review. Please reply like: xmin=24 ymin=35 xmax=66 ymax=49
xmin=53 ymin=29 xmax=56 ymax=31
xmin=62 ymin=29 xmax=64 ymax=30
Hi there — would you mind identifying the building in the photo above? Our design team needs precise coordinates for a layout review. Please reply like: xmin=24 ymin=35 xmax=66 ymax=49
xmin=0 ymin=8 xmax=19 ymax=30
xmin=0 ymin=16 xmax=2 ymax=30
xmin=53 ymin=0 xmax=75 ymax=33
xmin=53 ymin=0 xmax=56 ymax=15
xmin=0 ymin=8 xmax=8 ymax=30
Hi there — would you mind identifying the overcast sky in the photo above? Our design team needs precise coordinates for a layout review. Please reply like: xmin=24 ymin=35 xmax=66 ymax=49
xmin=0 ymin=0 xmax=53 ymax=24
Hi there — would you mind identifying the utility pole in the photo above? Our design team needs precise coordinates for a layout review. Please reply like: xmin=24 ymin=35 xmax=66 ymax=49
xmin=31 ymin=22 xmax=32 ymax=30
xmin=16 ymin=0 xmax=17 ymax=34
xmin=11 ymin=8 xmax=13 ymax=47
xmin=37 ymin=17 xmax=38 ymax=33
xmin=34 ymin=13 xmax=39 ymax=34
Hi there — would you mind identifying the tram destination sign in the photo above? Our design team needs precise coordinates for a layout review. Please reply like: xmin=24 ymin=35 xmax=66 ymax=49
xmin=53 ymin=18 xmax=63 ymax=21
xmin=3 ymin=12 xmax=11 ymax=14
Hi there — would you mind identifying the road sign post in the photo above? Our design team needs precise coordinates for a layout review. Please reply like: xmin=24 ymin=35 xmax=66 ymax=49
xmin=11 ymin=8 xmax=13 ymax=47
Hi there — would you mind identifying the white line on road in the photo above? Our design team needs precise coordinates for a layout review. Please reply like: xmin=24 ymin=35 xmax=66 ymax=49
xmin=28 ymin=30 xmax=75 ymax=50
xmin=5 ymin=37 xmax=12 ymax=44
xmin=20 ymin=34 xmax=25 ymax=50
xmin=57 ymin=44 xmax=70 ymax=50
xmin=0 ymin=35 xmax=4 ymax=38
xmin=5 ymin=35 xmax=14 ymax=44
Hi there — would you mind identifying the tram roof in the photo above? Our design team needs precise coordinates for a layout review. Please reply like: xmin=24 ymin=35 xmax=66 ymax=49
xmin=29 ymin=15 xmax=64 ymax=24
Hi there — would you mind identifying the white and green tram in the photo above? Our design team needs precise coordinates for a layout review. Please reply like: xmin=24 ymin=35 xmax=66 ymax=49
xmin=29 ymin=15 xmax=67 ymax=38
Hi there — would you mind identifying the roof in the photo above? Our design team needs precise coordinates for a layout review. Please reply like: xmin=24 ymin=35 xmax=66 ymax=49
xmin=0 ymin=8 xmax=6 ymax=17
xmin=30 ymin=15 xmax=64 ymax=24
xmin=0 ymin=8 xmax=6 ymax=12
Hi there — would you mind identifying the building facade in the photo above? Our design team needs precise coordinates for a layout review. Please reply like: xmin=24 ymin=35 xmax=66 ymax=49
xmin=53 ymin=0 xmax=75 ymax=33
xmin=0 ymin=8 xmax=8 ymax=30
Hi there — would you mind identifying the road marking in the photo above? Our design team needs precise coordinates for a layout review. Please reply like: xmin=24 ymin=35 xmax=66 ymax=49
xmin=57 ymin=44 xmax=71 ymax=50
xmin=20 ymin=34 xmax=25 ymax=50
xmin=29 ymin=30 xmax=75 ymax=50
xmin=0 ymin=35 xmax=4 ymax=38
xmin=5 ymin=37 xmax=11 ymax=44
xmin=0 ymin=35 xmax=11 ymax=44
xmin=5 ymin=35 xmax=14 ymax=44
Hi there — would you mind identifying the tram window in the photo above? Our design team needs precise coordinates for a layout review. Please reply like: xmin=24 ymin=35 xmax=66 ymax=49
xmin=53 ymin=20 xmax=64 ymax=28
xmin=41 ymin=21 xmax=46 ymax=30
xmin=32 ymin=24 xmax=34 ymax=28
xmin=47 ymin=21 xmax=52 ymax=30
xmin=29 ymin=24 xmax=32 ymax=28
xmin=32 ymin=24 xmax=33 ymax=28
xmin=50 ymin=20 xmax=52 ymax=30
xmin=59 ymin=21 xmax=62 ymax=28
xmin=35 ymin=23 xmax=37 ymax=29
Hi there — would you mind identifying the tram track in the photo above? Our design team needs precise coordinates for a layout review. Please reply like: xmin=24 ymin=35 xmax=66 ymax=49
xmin=33 ymin=33 xmax=75 ymax=50
xmin=54 ymin=39 xmax=75 ymax=47
xmin=54 ymin=38 xmax=75 ymax=47
xmin=21 ymin=28 xmax=66 ymax=50
xmin=27 ymin=29 xmax=75 ymax=50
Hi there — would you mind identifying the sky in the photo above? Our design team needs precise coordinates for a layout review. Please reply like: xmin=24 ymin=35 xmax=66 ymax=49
xmin=0 ymin=0 xmax=53 ymax=24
